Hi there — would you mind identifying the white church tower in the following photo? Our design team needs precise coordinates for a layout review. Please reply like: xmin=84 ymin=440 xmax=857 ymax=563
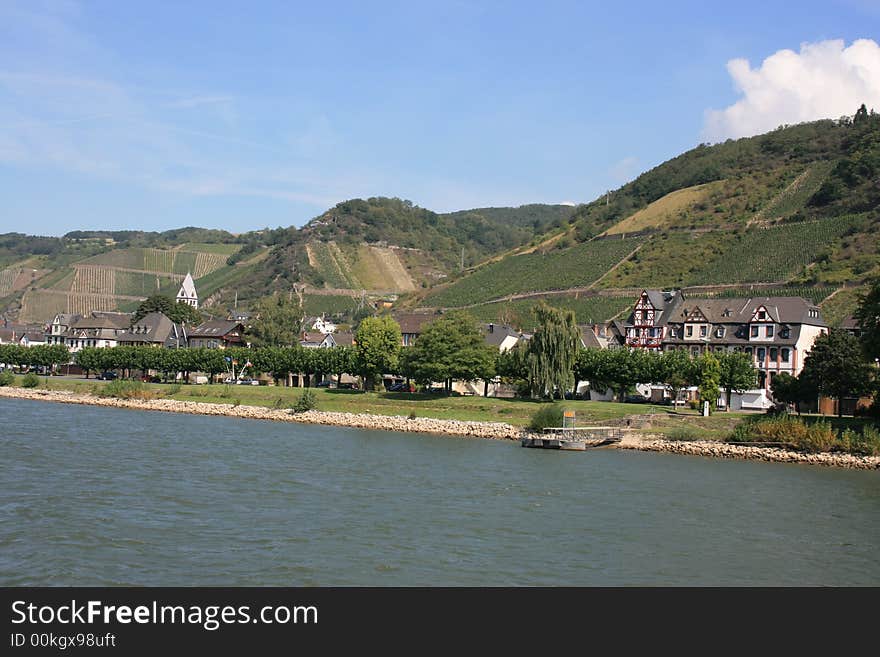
xmin=177 ymin=272 xmax=199 ymax=308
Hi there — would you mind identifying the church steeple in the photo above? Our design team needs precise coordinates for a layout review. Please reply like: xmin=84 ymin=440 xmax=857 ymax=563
xmin=176 ymin=272 xmax=199 ymax=308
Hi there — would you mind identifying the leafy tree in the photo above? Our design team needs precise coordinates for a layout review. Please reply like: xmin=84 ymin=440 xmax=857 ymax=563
xmin=402 ymin=311 xmax=495 ymax=393
xmin=245 ymin=293 xmax=303 ymax=347
xmin=354 ymin=315 xmax=401 ymax=390
xmin=696 ymin=352 xmax=721 ymax=413
xmin=855 ymin=276 xmax=880 ymax=362
xmin=770 ymin=372 xmax=813 ymax=415
xmin=654 ymin=349 xmax=695 ymax=406
xmin=801 ymin=330 xmax=873 ymax=416
xmin=717 ymin=352 xmax=757 ymax=412
xmin=526 ymin=302 xmax=580 ymax=398
xmin=595 ymin=348 xmax=655 ymax=402
xmin=133 ymin=294 xmax=202 ymax=325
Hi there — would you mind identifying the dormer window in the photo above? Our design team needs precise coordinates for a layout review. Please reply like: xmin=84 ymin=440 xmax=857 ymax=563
xmin=699 ymin=325 xmax=707 ymax=337
xmin=780 ymin=327 xmax=790 ymax=339
xmin=757 ymin=310 xmax=767 ymax=321
xmin=716 ymin=327 xmax=725 ymax=338
xmin=669 ymin=328 xmax=676 ymax=337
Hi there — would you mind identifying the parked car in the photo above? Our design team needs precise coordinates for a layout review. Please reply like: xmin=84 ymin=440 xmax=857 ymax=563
xmin=315 ymin=380 xmax=335 ymax=388
xmin=623 ymin=394 xmax=649 ymax=403
xmin=98 ymin=371 xmax=118 ymax=381
xmin=337 ymin=382 xmax=358 ymax=390
xmin=387 ymin=382 xmax=414 ymax=392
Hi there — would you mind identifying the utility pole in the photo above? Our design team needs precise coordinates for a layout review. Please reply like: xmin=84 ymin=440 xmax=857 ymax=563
xmin=460 ymin=247 xmax=465 ymax=272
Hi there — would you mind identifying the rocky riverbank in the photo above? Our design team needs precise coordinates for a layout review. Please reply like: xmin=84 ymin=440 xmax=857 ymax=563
xmin=617 ymin=433 xmax=880 ymax=470
xmin=2 ymin=386 xmax=878 ymax=470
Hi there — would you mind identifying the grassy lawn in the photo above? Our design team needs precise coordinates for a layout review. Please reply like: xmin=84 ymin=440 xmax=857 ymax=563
xmin=22 ymin=375 xmax=758 ymax=433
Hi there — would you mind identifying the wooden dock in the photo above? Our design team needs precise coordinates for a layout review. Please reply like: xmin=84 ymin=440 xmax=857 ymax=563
xmin=521 ymin=426 xmax=625 ymax=451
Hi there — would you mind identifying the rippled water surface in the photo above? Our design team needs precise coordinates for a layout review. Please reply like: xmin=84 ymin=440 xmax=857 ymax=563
xmin=2 ymin=398 xmax=878 ymax=585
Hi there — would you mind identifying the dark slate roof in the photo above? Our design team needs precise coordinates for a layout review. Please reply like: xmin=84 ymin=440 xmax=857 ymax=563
xmin=71 ymin=312 xmax=133 ymax=330
xmin=481 ymin=323 xmax=521 ymax=347
xmin=190 ymin=320 xmax=244 ymax=337
xmin=668 ymin=296 xmax=826 ymax=326
xmin=116 ymin=312 xmax=180 ymax=344
xmin=392 ymin=312 xmax=438 ymax=335
xmin=840 ymin=315 xmax=860 ymax=330
xmin=333 ymin=331 xmax=354 ymax=346
xmin=664 ymin=323 xmax=804 ymax=347
xmin=20 ymin=330 xmax=46 ymax=342
xmin=579 ymin=326 xmax=604 ymax=349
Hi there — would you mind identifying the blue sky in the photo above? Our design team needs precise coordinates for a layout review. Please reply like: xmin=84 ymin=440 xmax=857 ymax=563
xmin=1 ymin=0 xmax=878 ymax=236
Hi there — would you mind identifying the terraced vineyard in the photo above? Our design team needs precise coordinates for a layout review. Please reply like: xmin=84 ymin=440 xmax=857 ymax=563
xmin=682 ymin=285 xmax=838 ymax=306
xmin=305 ymin=241 xmax=416 ymax=292
xmin=70 ymin=265 xmax=115 ymax=294
xmin=192 ymin=251 xmax=228 ymax=277
xmin=113 ymin=271 xmax=174 ymax=297
xmin=465 ymin=294 xmax=635 ymax=326
xmin=14 ymin=243 xmax=241 ymax=321
xmin=0 ymin=267 xmax=20 ymax=297
xmin=424 ymin=236 xmax=642 ymax=307
xmin=689 ymin=215 xmax=865 ymax=284
xmin=819 ymin=286 xmax=866 ymax=327
xmin=306 ymin=242 xmax=357 ymax=288
xmin=749 ymin=161 xmax=836 ymax=225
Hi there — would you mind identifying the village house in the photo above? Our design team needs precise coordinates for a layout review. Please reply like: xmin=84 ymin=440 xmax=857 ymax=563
xmin=46 ymin=313 xmax=82 ymax=346
xmin=188 ymin=320 xmax=245 ymax=349
xmin=614 ymin=289 xmax=829 ymax=408
xmin=115 ymin=312 xmax=187 ymax=348
xmin=18 ymin=329 xmax=47 ymax=347
xmin=62 ymin=312 xmax=133 ymax=352
xmin=305 ymin=315 xmax=337 ymax=335
xmin=482 ymin=323 xmax=524 ymax=353
xmin=299 ymin=331 xmax=337 ymax=348
xmin=1 ymin=320 xmax=39 ymax=345
xmin=392 ymin=312 xmax=438 ymax=347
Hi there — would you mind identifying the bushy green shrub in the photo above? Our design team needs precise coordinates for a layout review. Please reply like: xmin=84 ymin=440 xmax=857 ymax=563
xmin=838 ymin=425 xmax=880 ymax=456
xmin=21 ymin=373 xmax=40 ymax=388
xmin=0 ymin=370 xmax=14 ymax=386
xmin=165 ymin=384 xmax=181 ymax=396
xmin=292 ymin=389 xmax=317 ymax=413
xmin=99 ymin=379 xmax=158 ymax=400
xmin=528 ymin=403 xmax=564 ymax=431
xmin=730 ymin=415 xmax=838 ymax=453
xmin=408 ymin=410 xmax=417 ymax=420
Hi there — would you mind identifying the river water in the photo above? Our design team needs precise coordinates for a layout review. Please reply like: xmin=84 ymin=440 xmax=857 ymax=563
xmin=1 ymin=398 xmax=878 ymax=586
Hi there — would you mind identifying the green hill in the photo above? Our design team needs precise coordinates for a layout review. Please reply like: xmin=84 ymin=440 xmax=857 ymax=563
xmin=2 ymin=109 xmax=877 ymax=327
xmin=416 ymin=109 xmax=879 ymax=326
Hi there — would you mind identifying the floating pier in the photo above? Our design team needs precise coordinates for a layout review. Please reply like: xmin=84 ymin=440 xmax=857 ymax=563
xmin=521 ymin=426 xmax=625 ymax=451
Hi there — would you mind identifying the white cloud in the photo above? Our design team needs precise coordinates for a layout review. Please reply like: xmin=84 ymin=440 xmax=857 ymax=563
xmin=704 ymin=38 xmax=880 ymax=141
xmin=558 ymin=200 xmax=577 ymax=206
